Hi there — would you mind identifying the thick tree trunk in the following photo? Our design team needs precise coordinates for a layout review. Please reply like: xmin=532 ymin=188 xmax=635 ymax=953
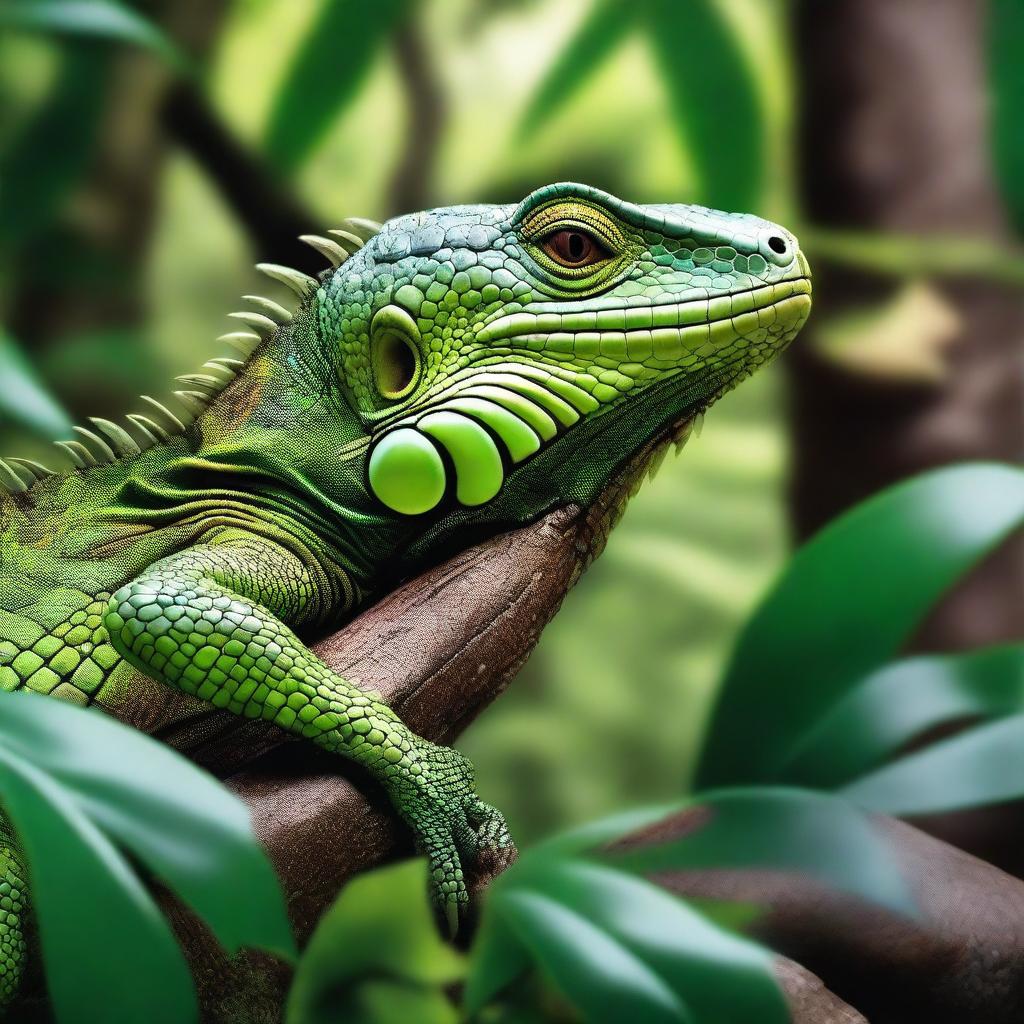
xmin=793 ymin=0 xmax=1024 ymax=649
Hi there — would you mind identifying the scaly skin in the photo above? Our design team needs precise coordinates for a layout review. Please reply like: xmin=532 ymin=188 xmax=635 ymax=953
xmin=0 ymin=182 xmax=811 ymax=997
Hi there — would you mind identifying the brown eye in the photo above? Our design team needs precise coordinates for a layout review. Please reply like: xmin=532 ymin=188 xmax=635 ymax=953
xmin=541 ymin=229 xmax=610 ymax=268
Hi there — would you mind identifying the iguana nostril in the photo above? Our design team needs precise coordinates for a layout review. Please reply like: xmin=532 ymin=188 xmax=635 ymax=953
xmin=768 ymin=235 xmax=788 ymax=255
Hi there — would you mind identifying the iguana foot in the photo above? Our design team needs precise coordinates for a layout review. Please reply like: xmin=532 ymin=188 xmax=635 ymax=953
xmin=386 ymin=741 xmax=516 ymax=935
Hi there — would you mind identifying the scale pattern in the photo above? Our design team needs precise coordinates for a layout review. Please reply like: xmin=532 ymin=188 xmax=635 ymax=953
xmin=0 ymin=183 xmax=812 ymax=1005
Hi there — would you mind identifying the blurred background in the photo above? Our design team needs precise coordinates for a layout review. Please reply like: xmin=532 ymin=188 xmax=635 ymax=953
xmin=0 ymin=0 xmax=1021 ymax=849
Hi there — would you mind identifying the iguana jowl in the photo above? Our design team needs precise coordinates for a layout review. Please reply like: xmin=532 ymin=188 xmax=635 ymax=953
xmin=0 ymin=182 xmax=811 ymax=1001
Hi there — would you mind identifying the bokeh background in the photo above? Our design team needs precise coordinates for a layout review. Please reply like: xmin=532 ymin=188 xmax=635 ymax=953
xmin=1 ymin=0 xmax=1021 ymax=852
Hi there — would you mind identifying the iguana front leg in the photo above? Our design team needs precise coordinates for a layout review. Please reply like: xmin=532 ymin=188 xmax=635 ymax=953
xmin=102 ymin=531 xmax=512 ymax=930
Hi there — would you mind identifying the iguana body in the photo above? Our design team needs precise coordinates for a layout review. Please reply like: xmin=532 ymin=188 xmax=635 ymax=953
xmin=0 ymin=182 xmax=810 ymax=1003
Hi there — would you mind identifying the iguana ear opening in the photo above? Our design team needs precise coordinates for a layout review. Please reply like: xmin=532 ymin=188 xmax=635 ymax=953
xmin=371 ymin=305 xmax=422 ymax=402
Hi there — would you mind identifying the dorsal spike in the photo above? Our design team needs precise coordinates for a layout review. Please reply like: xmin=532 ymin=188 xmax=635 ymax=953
xmin=73 ymin=426 xmax=117 ymax=463
xmin=176 ymin=373 xmax=225 ymax=392
xmin=243 ymin=294 xmax=293 ymax=324
xmin=139 ymin=395 xmax=187 ymax=433
xmin=299 ymin=234 xmax=348 ymax=268
xmin=227 ymin=311 xmax=277 ymax=338
xmin=205 ymin=357 xmax=244 ymax=372
xmin=327 ymin=228 xmax=364 ymax=250
xmin=342 ymin=217 xmax=382 ymax=238
xmin=0 ymin=460 xmax=28 ymax=494
xmin=8 ymin=457 xmax=55 ymax=480
xmin=174 ymin=390 xmax=209 ymax=415
xmin=90 ymin=417 xmax=141 ymax=455
xmin=54 ymin=440 xmax=91 ymax=469
xmin=255 ymin=263 xmax=318 ymax=298
xmin=125 ymin=415 xmax=161 ymax=448
xmin=127 ymin=413 xmax=171 ymax=443
xmin=217 ymin=331 xmax=262 ymax=356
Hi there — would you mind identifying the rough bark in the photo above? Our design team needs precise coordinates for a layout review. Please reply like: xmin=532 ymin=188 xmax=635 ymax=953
xmin=793 ymin=0 xmax=1024 ymax=649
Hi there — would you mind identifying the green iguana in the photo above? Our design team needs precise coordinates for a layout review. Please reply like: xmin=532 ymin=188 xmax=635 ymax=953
xmin=0 ymin=182 xmax=811 ymax=1002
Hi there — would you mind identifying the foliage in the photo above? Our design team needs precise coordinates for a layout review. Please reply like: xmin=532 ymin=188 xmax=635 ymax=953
xmin=519 ymin=0 xmax=764 ymax=211
xmin=264 ymin=0 xmax=412 ymax=172
xmin=698 ymin=462 xmax=1024 ymax=790
xmin=0 ymin=329 xmax=72 ymax=438
xmin=990 ymin=0 xmax=1024 ymax=233
xmin=0 ymin=692 xmax=293 ymax=1024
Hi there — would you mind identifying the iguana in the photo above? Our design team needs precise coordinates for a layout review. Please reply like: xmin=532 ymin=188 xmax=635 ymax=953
xmin=0 ymin=182 xmax=810 ymax=1003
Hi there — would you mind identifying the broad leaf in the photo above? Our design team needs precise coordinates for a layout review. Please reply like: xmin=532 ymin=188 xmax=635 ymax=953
xmin=0 ymin=328 xmax=72 ymax=438
xmin=0 ymin=46 xmax=108 ymax=246
xmin=697 ymin=463 xmax=1024 ymax=787
xmin=990 ymin=0 xmax=1024 ymax=233
xmin=786 ymin=646 xmax=1024 ymax=788
xmin=0 ymin=0 xmax=187 ymax=70
xmin=286 ymin=859 xmax=460 ymax=1024
xmin=0 ymin=745 xmax=196 ymax=1024
xmin=517 ymin=0 xmax=638 ymax=138
xmin=264 ymin=0 xmax=411 ymax=172
xmin=844 ymin=713 xmax=1024 ymax=816
xmin=0 ymin=692 xmax=294 ymax=959
xmin=643 ymin=0 xmax=764 ymax=211
xmin=0 ymin=692 xmax=293 ymax=1023
xmin=488 ymin=888 xmax=691 ymax=1024
xmin=604 ymin=788 xmax=914 ymax=918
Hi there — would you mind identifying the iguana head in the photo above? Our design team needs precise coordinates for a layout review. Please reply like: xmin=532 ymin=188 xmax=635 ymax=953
xmin=318 ymin=182 xmax=810 ymax=547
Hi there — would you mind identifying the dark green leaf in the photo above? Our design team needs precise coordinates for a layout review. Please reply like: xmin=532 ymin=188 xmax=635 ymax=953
xmin=844 ymin=713 xmax=1024 ymax=815
xmin=517 ymin=0 xmax=638 ymax=138
xmin=786 ymin=646 xmax=1024 ymax=788
xmin=990 ymin=0 xmax=1024 ymax=233
xmin=463 ymin=907 xmax=531 ymax=1015
xmin=642 ymin=0 xmax=764 ymax=210
xmin=697 ymin=463 xmax=1024 ymax=787
xmin=605 ymin=788 xmax=914 ymax=918
xmin=0 ymin=328 xmax=72 ymax=438
xmin=515 ymin=860 xmax=788 ymax=1024
xmin=0 ymin=692 xmax=294 ymax=958
xmin=0 ymin=45 xmax=108 ymax=245
xmin=285 ymin=860 xmax=460 ymax=1024
xmin=0 ymin=0 xmax=188 ymax=70
xmin=0 ymin=745 xmax=196 ymax=1024
xmin=264 ymin=0 xmax=411 ymax=172
xmin=492 ymin=887 xmax=691 ymax=1024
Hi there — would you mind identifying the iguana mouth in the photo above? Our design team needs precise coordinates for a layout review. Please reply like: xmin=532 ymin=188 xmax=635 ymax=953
xmin=476 ymin=277 xmax=812 ymax=362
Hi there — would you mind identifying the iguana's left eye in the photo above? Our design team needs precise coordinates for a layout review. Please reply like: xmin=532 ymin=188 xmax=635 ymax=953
xmin=540 ymin=229 xmax=611 ymax=269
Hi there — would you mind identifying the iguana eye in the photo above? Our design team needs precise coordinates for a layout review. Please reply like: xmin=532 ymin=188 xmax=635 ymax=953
xmin=372 ymin=327 xmax=420 ymax=400
xmin=540 ymin=229 xmax=610 ymax=269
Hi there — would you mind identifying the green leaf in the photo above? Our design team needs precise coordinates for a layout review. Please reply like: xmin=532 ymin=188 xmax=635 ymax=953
xmin=0 ymin=0 xmax=188 ymax=71
xmin=604 ymin=788 xmax=914 ymax=918
xmin=697 ymin=463 xmax=1024 ymax=787
xmin=0 ymin=328 xmax=72 ymax=438
xmin=490 ymin=887 xmax=691 ymax=1024
xmin=0 ymin=45 xmax=109 ymax=246
xmin=990 ymin=0 xmax=1024 ymax=233
xmin=285 ymin=859 xmax=461 ymax=1024
xmin=516 ymin=860 xmax=788 ymax=1024
xmin=843 ymin=713 xmax=1024 ymax=815
xmin=0 ymin=745 xmax=196 ymax=1024
xmin=264 ymin=0 xmax=411 ymax=173
xmin=463 ymin=907 xmax=531 ymax=1015
xmin=517 ymin=0 xmax=638 ymax=138
xmin=642 ymin=0 xmax=764 ymax=210
xmin=786 ymin=646 xmax=1024 ymax=789
xmin=0 ymin=691 xmax=294 ymax=994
